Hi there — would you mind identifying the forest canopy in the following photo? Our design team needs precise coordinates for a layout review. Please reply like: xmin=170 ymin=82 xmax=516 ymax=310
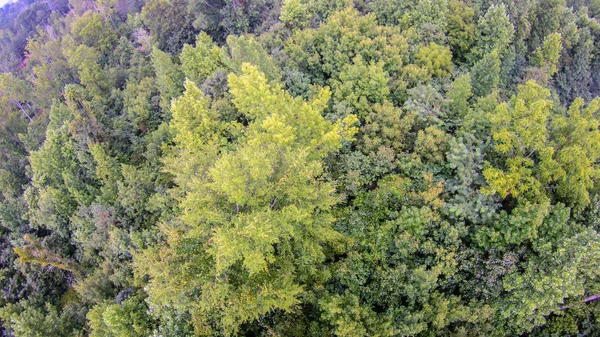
xmin=2 ymin=0 xmax=600 ymax=336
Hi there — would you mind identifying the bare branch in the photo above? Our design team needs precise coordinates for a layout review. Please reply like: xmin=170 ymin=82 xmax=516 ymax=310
xmin=560 ymin=294 xmax=600 ymax=310
xmin=270 ymin=197 xmax=278 ymax=209
xmin=11 ymin=99 xmax=32 ymax=122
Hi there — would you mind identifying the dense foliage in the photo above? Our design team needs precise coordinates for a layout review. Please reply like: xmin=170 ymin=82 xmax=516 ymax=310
xmin=2 ymin=0 xmax=600 ymax=336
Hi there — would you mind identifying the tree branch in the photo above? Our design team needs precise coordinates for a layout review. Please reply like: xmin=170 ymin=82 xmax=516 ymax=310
xmin=560 ymin=294 xmax=600 ymax=310
xmin=270 ymin=197 xmax=278 ymax=209
xmin=11 ymin=99 xmax=32 ymax=122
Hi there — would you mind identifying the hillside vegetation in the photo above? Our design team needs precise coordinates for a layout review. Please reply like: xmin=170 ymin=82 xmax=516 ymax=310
xmin=2 ymin=0 xmax=600 ymax=336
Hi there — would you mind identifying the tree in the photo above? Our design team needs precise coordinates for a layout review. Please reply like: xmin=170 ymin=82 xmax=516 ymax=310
xmin=323 ymin=173 xmax=482 ymax=336
xmin=550 ymin=97 xmax=600 ymax=209
xmin=556 ymin=28 xmax=593 ymax=103
xmin=471 ymin=4 xmax=514 ymax=60
xmin=222 ymin=34 xmax=282 ymax=82
xmin=14 ymin=234 xmax=80 ymax=274
xmin=88 ymin=292 xmax=155 ymax=337
xmin=25 ymin=29 xmax=78 ymax=107
xmin=445 ymin=0 xmax=476 ymax=62
xmin=4 ymin=1 xmax=600 ymax=335
xmin=0 ymin=73 xmax=34 ymax=121
xmin=284 ymin=7 xmax=408 ymax=85
xmin=471 ymin=49 xmax=501 ymax=97
xmin=70 ymin=11 xmax=117 ymax=54
xmin=26 ymin=103 xmax=98 ymax=236
xmin=0 ymin=300 xmax=86 ymax=337
xmin=280 ymin=0 xmax=350 ymax=29
xmin=482 ymin=80 xmax=554 ymax=202
xmin=445 ymin=73 xmax=473 ymax=130
xmin=529 ymin=0 xmax=566 ymax=50
xmin=151 ymin=47 xmax=184 ymax=112
xmin=528 ymin=33 xmax=562 ymax=83
xmin=218 ymin=0 xmax=278 ymax=36
xmin=483 ymin=80 xmax=600 ymax=210
xmin=331 ymin=56 xmax=390 ymax=120
xmin=137 ymin=64 xmax=357 ymax=334
xmin=141 ymin=0 xmax=197 ymax=54
xmin=494 ymin=228 xmax=600 ymax=335
xmin=187 ymin=0 xmax=227 ymax=42
xmin=414 ymin=42 xmax=454 ymax=78
xmin=180 ymin=32 xmax=224 ymax=85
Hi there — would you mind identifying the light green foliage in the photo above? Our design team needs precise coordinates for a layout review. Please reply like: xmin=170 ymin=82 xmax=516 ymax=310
xmin=138 ymin=64 xmax=357 ymax=334
xmin=280 ymin=0 xmax=350 ymax=29
xmin=169 ymin=79 xmax=235 ymax=154
xmin=337 ymin=99 xmax=417 ymax=195
xmin=70 ymin=11 xmax=117 ymax=54
xmin=222 ymin=34 xmax=281 ymax=82
xmin=26 ymin=31 xmax=78 ymax=106
xmin=117 ymin=164 xmax=162 ymax=230
xmin=0 ymin=73 xmax=34 ymax=121
xmin=284 ymin=7 xmax=408 ymax=84
xmin=471 ymin=49 xmax=501 ymax=97
xmin=4 ymin=1 xmax=600 ymax=336
xmin=327 ymin=173 xmax=481 ymax=335
xmin=359 ymin=101 xmax=416 ymax=154
xmin=484 ymin=80 xmax=600 ymax=210
xmin=88 ymin=294 xmax=154 ymax=337
xmin=65 ymin=44 xmax=109 ymax=96
xmin=551 ymin=97 xmax=600 ymax=208
xmin=446 ymin=0 xmax=476 ymax=60
xmin=369 ymin=0 xmax=447 ymax=33
xmin=399 ymin=63 xmax=431 ymax=89
xmin=331 ymin=56 xmax=390 ymax=119
xmin=496 ymin=228 xmax=600 ymax=335
xmin=122 ymin=77 xmax=162 ymax=134
xmin=280 ymin=0 xmax=312 ymax=28
xmin=530 ymin=33 xmax=562 ymax=76
xmin=180 ymin=32 xmax=224 ymax=85
xmin=0 ymin=301 xmax=86 ymax=337
xmin=0 ymin=73 xmax=30 ymax=103
xmin=415 ymin=42 xmax=454 ymax=78
xmin=483 ymin=80 xmax=554 ymax=201
xmin=415 ymin=126 xmax=451 ymax=164
xmin=151 ymin=47 xmax=184 ymax=112
xmin=320 ymin=292 xmax=394 ymax=337
xmin=367 ymin=0 xmax=409 ymax=26
xmin=446 ymin=73 xmax=472 ymax=129
xmin=412 ymin=0 xmax=448 ymax=28
xmin=471 ymin=4 xmax=514 ymax=60
xmin=0 ymin=96 xmax=28 ymax=204
xmin=490 ymin=81 xmax=552 ymax=157
xmin=26 ymin=104 xmax=97 ymax=235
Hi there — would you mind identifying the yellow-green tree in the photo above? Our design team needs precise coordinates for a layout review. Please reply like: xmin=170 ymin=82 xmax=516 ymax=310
xmin=484 ymin=80 xmax=600 ymax=210
xmin=137 ymin=64 xmax=357 ymax=335
xmin=415 ymin=42 xmax=454 ymax=78
xmin=180 ymin=32 xmax=224 ymax=85
xmin=551 ymin=97 xmax=600 ymax=209
xmin=483 ymin=80 xmax=555 ymax=201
